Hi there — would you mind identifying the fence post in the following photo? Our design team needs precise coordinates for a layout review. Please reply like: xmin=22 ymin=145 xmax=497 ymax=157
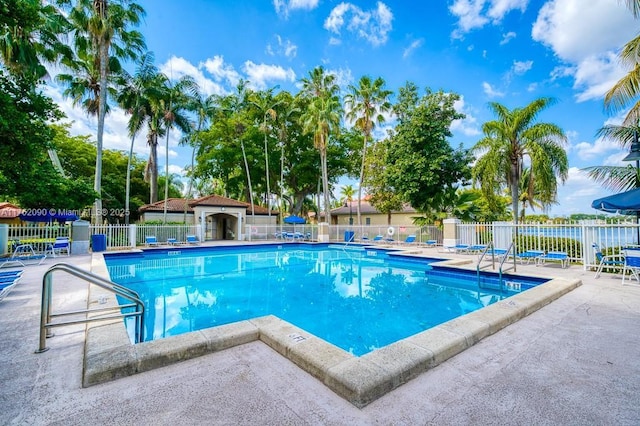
xmin=129 ymin=224 xmax=137 ymax=248
xmin=0 ymin=224 xmax=7 ymax=256
xmin=71 ymin=220 xmax=90 ymax=255
xmin=443 ymin=218 xmax=460 ymax=248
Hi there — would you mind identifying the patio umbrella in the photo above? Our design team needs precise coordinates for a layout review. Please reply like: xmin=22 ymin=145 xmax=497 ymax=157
xmin=283 ymin=215 xmax=306 ymax=224
xmin=592 ymin=187 xmax=640 ymax=242
xmin=591 ymin=188 xmax=640 ymax=214
xmin=19 ymin=211 xmax=79 ymax=223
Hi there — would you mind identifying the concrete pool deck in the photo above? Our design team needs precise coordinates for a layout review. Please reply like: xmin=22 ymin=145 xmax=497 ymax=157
xmin=1 ymin=244 xmax=639 ymax=424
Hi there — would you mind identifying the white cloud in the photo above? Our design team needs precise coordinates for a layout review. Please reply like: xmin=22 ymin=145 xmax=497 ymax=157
xmin=482 ymin=81 xmax=505 ymax=98
xmin=274 ymin=0 xmax=319 ymax=18
xmin=402 ymin=38 xmax=424 ymax=59
xmin=266 ymin=35 xmax=298 ymax=59
xmin=201 ymin=55 xmax=242 ymax=88
xmin=242 ymin=61 xmax=296 ymax=90
xmin=573 ymin=137 xmax=623 ymax=162
xmin=512 ymin=60 xmax=533 ymax=75
xmin=449 ymin=0 xmax=527 ymax=38
xmin=531 ymin=0 xmax=637 ymax=103
xmin=500 ymin=31 xmax=516 ymax=45
xmin=324 ymin=2 xmax=393 ymax=47
xmin=160 ymin=56 xmax=227 ymax=96
xmin=451 ymin=96 xmax=482 ymax=137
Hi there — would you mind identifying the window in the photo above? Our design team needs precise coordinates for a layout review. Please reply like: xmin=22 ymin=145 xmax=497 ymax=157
xmin=365 ymin=217 xmax=371 ymax=225
xmin=349 ymin=218 xmax=353 ymax=225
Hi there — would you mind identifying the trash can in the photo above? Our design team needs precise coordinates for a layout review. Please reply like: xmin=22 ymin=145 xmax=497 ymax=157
xmin=91 ymin=234 xmax=107 ymax=252
xmin=344 ymin=231 xmax=355 ymax=242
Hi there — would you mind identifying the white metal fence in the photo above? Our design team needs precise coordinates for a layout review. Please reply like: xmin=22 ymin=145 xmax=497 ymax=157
xmin=7 ymin=224 xmax=72 ymax=254
xmin=5 ymin=220 xmax=638 ymax=269
xmin=456 ymin=220 xmax=640 ymax=268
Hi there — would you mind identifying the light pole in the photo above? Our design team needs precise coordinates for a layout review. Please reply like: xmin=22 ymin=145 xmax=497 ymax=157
xmin=622 ymin=130 xmax=640 ymax=242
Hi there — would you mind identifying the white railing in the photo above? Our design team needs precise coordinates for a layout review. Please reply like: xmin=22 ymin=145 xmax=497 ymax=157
xmin=331 ymin=225 xmax=443 ymax=244
xmin=134 ymin=224 xmax=200 ymax=247
xmin=7 ymin=224 xmax=72 ymax=254
xmin=456 ymin=220 xmax=640 ymax=268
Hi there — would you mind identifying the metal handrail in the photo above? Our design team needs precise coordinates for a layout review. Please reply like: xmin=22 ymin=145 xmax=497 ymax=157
xmin=36 ymin=263 xmax=144 ymax=353
xmin=498 ymin=243 xmax=516 ymax=289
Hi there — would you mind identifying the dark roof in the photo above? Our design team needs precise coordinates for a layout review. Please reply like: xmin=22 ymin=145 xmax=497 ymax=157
xmin=140 ymin=196 xmax=278 ymax=215
xmin=330 ymin=200 xmax=417 ymax=215
xmin=139 ymin=198 xmax=194 ymax=213
xmin=0 ymin=202 xmax=21 ymax=219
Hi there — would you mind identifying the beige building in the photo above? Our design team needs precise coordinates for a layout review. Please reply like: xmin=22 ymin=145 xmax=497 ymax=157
xmin=139 ymin=195 xmax=278 ymax=241
xmin=330 ymin=200 xmax=419 ymax=226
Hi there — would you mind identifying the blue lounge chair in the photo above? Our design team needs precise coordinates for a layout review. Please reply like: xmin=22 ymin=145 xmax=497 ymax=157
xmin=145 ymin=236 xmax=159 ymax=247
xmin=539 ymin=251 xmax=569 ymax=268
xmin=372 ymin=235 xmax=384 ymax=243
xmin=186 ymin=235 xmax=200 ymax=245
xmin=593 ymin=243 xmax=625 ymax=278
xmin=0 ymin=244 xmax=46 ymax=269
xmin=0 ymin=271 xmax=22 ymax=302
xmin=425 ymin=240 xmax=437 ymax=248
xmin=47 ymin=237 xmax=70 ymax=257
xmin=622 ymin=248 xmax=640 ymax=285
xmin=514 ymin=250 xmax=544 ymax=264
xmin=443 ymin=244 xmax=470 ymax=253
xmin=466 ymin=244 xmax=488 ymax=254
xmin=402 ymin=235 xmax=417 ymax=245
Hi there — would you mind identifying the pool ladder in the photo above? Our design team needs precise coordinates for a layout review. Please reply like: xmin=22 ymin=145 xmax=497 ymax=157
xmin=476 ymin=242 xmax=516 ymax=292
xmin=36 ymin=263 xmax=145 ymax=353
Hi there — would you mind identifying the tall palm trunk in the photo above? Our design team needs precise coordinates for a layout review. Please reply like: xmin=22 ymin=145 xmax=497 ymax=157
xmin=511 ymin=163 xmax=520 ymax=224
xmin=263 ymin=117 xmax=271 ymax=218
xmin=125 ymin=132 xmax=136 ymax=225
xmin=321 ymin=135 xmax=330 ymax=224
xmin=94 ymin=0 xmax=109 ymax=224
xmin=163 ymin=129 xmax=170 ymax=223
xmin=149 ymin=134 xmax=158 ymax=203
xmin=240 ymin=140 xmax=255 ymax=220
xmin=357 ymin=134 xmax=368 ymax=226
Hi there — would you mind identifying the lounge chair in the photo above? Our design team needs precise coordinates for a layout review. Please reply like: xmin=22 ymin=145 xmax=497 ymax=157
xmin=145 ymin=236 xmax=159 ymax=247
xmin=0 ymin=244 xmax=46 ymax=269
xmin=425 ymin=240 xmax=437 ymax=248
xmin=482 ymin=248 xmax=509 ymax=260
xmin=622 ymin=248 xmax=640 ymax=285
xmin=47 ymin=237 xmax=70 ymax=257
xmin=515 ymin=250 xmax=545 ymax=264
xmin=538 ymin=251 xmax=569 ymax=268
xmin=402 ymin=235 xmax=417 ymax=245
xmin=186 ymin=235 xmax=200 ymax=245
xmin=371 ymin=235 xmax=384 ymax=243
xmin=0 ymin=271 xmax=22 ymax=302
xmin=167 ymin=238 xmax=183 ymax=245
xmin=443 ymin=244 xmax=470 ymax=253
xmin=593 ymin=243 xmax=625 ymax=278
xmin=466 ymin=244 xmax=488 ymax=254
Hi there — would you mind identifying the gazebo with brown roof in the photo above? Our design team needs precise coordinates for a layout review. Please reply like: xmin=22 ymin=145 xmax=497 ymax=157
xmin=139 ymin=195 xmax=278 ymax=241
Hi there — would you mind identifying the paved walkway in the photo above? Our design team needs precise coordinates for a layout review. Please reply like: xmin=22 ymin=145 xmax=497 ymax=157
xmin=0 ymin=250 xmax=639 ymax=425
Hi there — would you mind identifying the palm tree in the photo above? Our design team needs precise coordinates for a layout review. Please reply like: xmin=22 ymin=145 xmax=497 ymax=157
xmin=183 ymin=90 xmax=217 ymax=222
xmin=0 ymin=1 xmax=72 ymax=80
xmin=249 ymin=88 xmax=281 ymax=218
xmin=517 ymin=167 xmax=544 ymax=221
xmin=61 ymin=0 xmax=145 ymax=223
xmin=582 ymin=124 xmax=640 ymax=191
xmin=472 ymin=97 xmax=568 ymax=224
xmin=115 ymin=51 xmax=157 ymax=225
xmin=603 ymin=1 xmax=640 ymax=124
xmin=274 ymin=92 xmax=299 ymax=216
xmin=344 ymin=76 xmax=393 ymax=226
xmin=300 ymin=66 xmax=342 ymax=224
xmin=340 ymin=184 xmax=356 ymax=225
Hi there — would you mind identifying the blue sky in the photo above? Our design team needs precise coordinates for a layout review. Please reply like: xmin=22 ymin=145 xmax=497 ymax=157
xmin=46 ymin=0 xmax=640 ymax=217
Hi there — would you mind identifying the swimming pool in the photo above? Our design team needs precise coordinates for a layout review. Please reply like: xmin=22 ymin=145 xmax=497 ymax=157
xmin=104 ymin=244 xmax=547 ymax=356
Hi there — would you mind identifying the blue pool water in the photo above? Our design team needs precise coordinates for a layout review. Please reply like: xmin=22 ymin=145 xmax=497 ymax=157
xmin=104 ymin=244 xmax=547 ymax=356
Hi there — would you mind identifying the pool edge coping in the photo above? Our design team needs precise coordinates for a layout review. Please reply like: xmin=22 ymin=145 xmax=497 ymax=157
xmin=83 ymin=251 xmax=581 ymax=408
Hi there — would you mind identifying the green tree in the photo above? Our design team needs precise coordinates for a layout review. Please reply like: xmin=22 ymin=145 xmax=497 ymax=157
xmin=344 ymin=75 xmax=393 ymax=226
xmin=249 ymin=88 xmax=281 ymax=218
xmin=582 ymin=124 xmax=640 ymax=191
xmin=363 ymin=138 xmax=404 ymax=225
xmin=472 ymin=97 xmax=568 ymax=224
xmin=300 ymin=66 xmax=342 ymax=223
xmin=0 ymin=0 xmax=72 ymax=80
xmin=340 ymin=184 xmax=357 ymax=224
xmin=59 ymin=0 xmax=145 ymax=223
xmin=387 ymin=88 xmax=471 ymax=215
